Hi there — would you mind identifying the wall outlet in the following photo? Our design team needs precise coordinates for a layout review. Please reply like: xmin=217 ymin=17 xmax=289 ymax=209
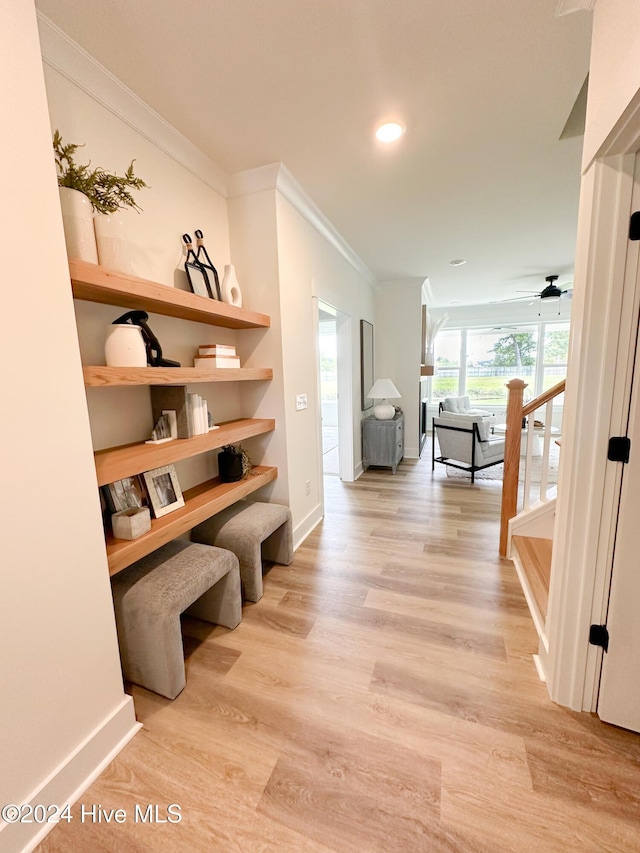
xmin=305 ymin=479 xmax=311 ymax=496
xmin=296 ymin=394 xmax=308 ymax=411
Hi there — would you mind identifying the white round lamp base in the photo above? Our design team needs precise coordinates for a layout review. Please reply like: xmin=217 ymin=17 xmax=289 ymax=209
xmin=373 ymin=401 xmax=395 ymax=420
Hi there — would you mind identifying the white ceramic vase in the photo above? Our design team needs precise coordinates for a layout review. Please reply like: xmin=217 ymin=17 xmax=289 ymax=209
xmin=58 ymin=187 xmax=98 ymax=263
xmin=221 ymin=264 xmax=243 ymax=307
xmin=105 ymin=324 xmax=147 ymax=367
xmin=94 ymin=213 xmax=132 ymax=274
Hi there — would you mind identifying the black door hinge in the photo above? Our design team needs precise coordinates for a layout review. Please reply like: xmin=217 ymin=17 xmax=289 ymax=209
xmin=630 ymin=212 xmax=640 ymax=241
xmin=589 ymin=624 xmax=609 ymax=652
xmin=608 ymin=436 xmax=631 ymax=463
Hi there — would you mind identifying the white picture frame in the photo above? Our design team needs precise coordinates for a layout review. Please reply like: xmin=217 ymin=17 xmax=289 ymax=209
xmin=142 ymin=464 xmax=185 ymax=518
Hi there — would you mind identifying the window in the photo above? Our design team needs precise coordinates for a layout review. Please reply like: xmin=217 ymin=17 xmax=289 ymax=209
xmin=541 ymin=322 xmax=569 ymax=404
xmin=466 ymin=327 xmax=537 ymax=407
xmin=430 ymin=321 xmax=568 ymax=408
xmin=433 ymin=329 xmax=462 ymax=399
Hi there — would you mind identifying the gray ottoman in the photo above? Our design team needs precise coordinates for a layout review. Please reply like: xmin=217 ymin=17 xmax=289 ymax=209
xmin=191 ymin=501 xmax=293 ymax=602
xmin=111 ymin=540 xmax=241 ymax=699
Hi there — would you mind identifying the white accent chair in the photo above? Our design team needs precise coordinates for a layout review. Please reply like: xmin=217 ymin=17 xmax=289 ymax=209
xmin=432 ymin=412 xmax=505 ymax=483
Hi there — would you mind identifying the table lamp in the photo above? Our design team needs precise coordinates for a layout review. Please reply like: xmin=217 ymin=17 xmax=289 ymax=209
xmin=367 ymin=378 xmax=401 ymax=420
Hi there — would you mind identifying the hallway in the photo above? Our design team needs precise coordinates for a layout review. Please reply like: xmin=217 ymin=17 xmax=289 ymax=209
xmin=38 ymin=453 xmax=640 ymax=852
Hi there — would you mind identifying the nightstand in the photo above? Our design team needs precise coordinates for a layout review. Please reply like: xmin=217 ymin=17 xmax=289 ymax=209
xmin=362 ymin=412 xmax=404 ymax=473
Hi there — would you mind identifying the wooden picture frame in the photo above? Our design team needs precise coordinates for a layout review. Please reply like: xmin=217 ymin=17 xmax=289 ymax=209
xmin=142 ymin=464 xmax=185 ymax=518
xmin=360 ymin=319 xmax=374 ymax=411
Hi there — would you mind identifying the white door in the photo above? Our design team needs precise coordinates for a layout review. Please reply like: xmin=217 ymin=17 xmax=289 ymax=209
xmin=597 ymin=210 xmax=640 ymax=731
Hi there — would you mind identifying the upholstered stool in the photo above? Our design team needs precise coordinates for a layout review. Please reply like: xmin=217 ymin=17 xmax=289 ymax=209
xmin=191 ymin=501 xmax=293 ymax=602
xmin=111 ymin=540 xmax=241 ymax=699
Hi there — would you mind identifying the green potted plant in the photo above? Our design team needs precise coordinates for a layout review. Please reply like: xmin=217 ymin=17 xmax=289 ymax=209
xmin=218 ymin=444 xmax=252 ymax=483
xmin=53 ymin=130 xmax=147 ymax=271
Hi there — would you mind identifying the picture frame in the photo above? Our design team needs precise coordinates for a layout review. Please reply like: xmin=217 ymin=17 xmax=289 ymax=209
xmin=360 ymin=319 xmax=374 ymax=411
xmin=141 ymin=464 xmax=185 ymax=518
xmin=103 ymin=476 xmax=146 ymax=514
xmin=185 ymin=259 xmax=213 ymax=299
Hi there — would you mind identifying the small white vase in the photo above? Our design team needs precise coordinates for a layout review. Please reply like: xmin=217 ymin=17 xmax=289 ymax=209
xmin=58 ymin=187 xmax=98 ymax=263
xmin=94 ymin=213 xmax=132 ymax=274
xmin=105 ymin=324 xmax=147 ymax=367
xmin=221 ymin=264 xmax=243 ymax=307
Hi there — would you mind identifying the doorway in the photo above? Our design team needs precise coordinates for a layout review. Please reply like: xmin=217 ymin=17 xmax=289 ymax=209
xmin=315 ymin=299 xmax=353 ymax=485
xmin=318 ymin=303 xmax=339 ymax=476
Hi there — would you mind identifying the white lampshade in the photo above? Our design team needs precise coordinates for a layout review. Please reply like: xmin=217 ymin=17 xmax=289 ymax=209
xmin=367 ymin=378 xmax=401 ymax=400
xmin=367 ymin=378 xmax=401 ymax=420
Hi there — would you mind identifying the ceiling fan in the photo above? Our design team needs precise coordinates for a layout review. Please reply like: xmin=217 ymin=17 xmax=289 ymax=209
xmin=502 ymin=275 xmax=573 ymax=315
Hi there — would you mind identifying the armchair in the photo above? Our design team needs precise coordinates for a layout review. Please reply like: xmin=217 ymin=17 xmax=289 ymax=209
xmin=432 ymin=413 xmax=505 ymax=483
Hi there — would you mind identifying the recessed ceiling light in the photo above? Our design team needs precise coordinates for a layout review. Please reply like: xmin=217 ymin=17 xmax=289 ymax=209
xmin=375 ymin=122 xmax=405 ymax=143
xmin=449 ymin=259 xmax=467 ymax=267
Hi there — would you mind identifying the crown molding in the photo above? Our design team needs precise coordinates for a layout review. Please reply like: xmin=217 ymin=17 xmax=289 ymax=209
xmin=36 ymin=13 xmax=229 ymax=198
xmin=376 ymin=276 xmax=429 ymax=294
xmin=228 ymin=163 xmax=281 ymax=198
xmin=39 ymin=13 xmax=378 ymax=288
xmin=422 ymin=277 xmax=435 ymax=305
xmin=229 ymin=163 xmax=378 ymax=287
xmin=555 ymin=0 xmax=595 ymax=15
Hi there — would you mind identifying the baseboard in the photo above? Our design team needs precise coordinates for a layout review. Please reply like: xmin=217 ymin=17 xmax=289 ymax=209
xmin=354 ymin=462 xmax=364 ymax=480
xmin=3 ymin=696 xmax=140 ymax=853
xmin=533 ymin=653 xmax=547 ymax=683
xmin=293 ymin=503 xmax=323 ymax=551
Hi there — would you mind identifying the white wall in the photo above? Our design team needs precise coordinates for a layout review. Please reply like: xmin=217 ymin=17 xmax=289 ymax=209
xmin=42 ymin=64 xmax=248 ymax=492
xmin=583 ymin=0 xmax=640 ymax=167
xmin=229 ymin=167 xmax=376 ymax=541
xmin=228 ymin=188 xmax=289 ymax=509
xmin=275 ymin=191 xmax=376 ymax=520
xmin=375 ymin=281 xmax=423 ymax=457
xmin=542 ymin=0 xmax=640 ymax=710
xmin=0 ymin=4 xmax=137 ymax=850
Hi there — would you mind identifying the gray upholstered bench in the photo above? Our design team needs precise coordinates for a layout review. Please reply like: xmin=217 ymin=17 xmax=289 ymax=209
xmin=111 ymin=540 xmax=241 ymax=699
xmin=191 ymin=501 xmax=293 ymax=602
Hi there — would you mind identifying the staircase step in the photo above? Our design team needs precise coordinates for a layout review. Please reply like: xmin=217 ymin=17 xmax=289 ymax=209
xmin=511 ymin=535 xmax=552 ymax=620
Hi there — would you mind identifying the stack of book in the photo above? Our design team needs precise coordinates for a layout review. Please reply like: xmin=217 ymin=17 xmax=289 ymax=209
xmin=188 ymin=393 xmax=215 ymax=435
xmin=150 ymin=386 xmax=217 ymax=439
xmin=194 ymin=343 xmax=240 ymax=368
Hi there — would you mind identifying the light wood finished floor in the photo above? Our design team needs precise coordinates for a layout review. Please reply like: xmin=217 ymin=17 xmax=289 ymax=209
xmin=38 ymin=454 xmax=640 ymax=852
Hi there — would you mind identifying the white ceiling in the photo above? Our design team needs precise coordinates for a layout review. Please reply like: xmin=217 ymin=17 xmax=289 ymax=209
xmin=35 ymin=0 xmax=592 ymax=307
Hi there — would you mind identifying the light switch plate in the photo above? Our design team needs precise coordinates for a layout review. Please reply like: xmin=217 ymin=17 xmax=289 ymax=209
xmin=296 ymin=394 xmax=308 ymax=411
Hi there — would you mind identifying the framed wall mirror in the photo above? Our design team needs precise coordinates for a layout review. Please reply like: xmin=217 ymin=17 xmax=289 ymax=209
xmin=360 ymin=319 xmax=374 ymax=411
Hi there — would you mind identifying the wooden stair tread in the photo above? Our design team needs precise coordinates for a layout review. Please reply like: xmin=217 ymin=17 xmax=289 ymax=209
xmin=511 ymin=534 xmax=552 ymax=620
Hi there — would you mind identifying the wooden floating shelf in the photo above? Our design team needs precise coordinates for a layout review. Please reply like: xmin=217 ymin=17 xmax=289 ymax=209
xmin=83 ymin=365 xmax=273 ymax=387
xmin=69 ymin=259 xmax=270 ymax=330
xmin=94 ymin=417 xmax=275 ymax=486
xmin=106 ymin=466 xmax=278 ymax=576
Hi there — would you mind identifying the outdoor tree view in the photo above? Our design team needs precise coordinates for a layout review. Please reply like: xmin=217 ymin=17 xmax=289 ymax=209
xmin=433 ymin=324 xmax=569 ymax=406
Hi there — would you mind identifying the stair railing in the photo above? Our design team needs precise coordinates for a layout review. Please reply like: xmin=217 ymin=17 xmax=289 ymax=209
xmin=499 ymin=378 xmax=565 ymax=556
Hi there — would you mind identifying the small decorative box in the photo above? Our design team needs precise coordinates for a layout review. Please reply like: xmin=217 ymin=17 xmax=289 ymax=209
xmin=111 ymin=506 xmax=151 ymax=540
